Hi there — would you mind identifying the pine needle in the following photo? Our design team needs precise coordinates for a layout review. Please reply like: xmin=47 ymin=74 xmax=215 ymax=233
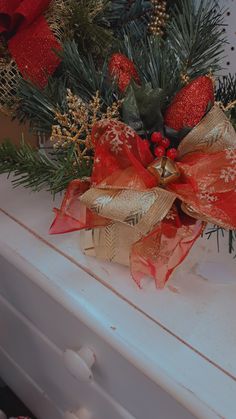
xmin=0 ymin=140 xmax=91 ymax=195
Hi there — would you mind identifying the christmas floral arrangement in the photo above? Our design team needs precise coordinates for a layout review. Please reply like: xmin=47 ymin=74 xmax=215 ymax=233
xmin=1 ymin=0 xmax=236 ymax=287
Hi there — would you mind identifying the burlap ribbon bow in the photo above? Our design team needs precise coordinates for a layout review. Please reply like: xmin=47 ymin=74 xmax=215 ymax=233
xmin=50 ymin=105 xmax=236 ymax=287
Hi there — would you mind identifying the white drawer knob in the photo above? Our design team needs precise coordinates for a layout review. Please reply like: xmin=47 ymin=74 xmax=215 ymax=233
xmin=64 ymin=346 xmax=95 ymax=382
xmin=65 ymin=408 xmax=92 ymax=419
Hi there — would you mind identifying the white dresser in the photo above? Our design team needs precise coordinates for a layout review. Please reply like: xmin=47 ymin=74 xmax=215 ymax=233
xmin=0 ymin=174 xmax=236 ymax=419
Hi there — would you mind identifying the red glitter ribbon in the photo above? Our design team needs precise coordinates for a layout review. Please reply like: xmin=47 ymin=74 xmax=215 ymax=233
xmin=0 ymin=0 xmax=61 ymax=87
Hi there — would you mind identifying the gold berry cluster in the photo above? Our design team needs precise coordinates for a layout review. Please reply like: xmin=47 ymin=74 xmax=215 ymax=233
xmin=148 ymin=0 xmax=169 ymax=36
xmin=180 ymin=72 xmax=190 ymax=85
xmin=50 ymin=90 xmax=121 ymax=165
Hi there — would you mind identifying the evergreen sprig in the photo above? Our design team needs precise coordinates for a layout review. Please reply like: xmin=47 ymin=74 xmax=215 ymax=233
xmin=14 ymin=42 xmax=118 ymax=133
xmin=14 ymin=77 xmax=67 ymax=133
xmin=68 ymin=0 xmax=115 ymax=55
xmin=166 ymin=0 xmax=226 ymax=79
xmin=215 ymin=74 xmax=236 ymax=129
xmin=216 ymin=74 xmax=236 ymax=106
xmin=61 ymin=41 xmax=117 ymax=106
xmin=105 ymin=0 xmax=152 ymax=36
xmin=121 ymin=0 xmax=226 ymax=107
xmin=205 ymin=226 xmax=236 ymax=257
xmin=122 ymin=33 xmax=181 ymax=105
xmin=0 ymin=140 xmax=91 ymax=195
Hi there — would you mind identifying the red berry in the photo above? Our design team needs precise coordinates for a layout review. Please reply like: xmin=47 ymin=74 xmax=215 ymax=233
xmin=166 ymin=148 xmax=178 ymax=160
xmin=160 ymin=137 xmax=170 ymax=149
xmin=154 ymin=145 xmax=165 ymax=158
xmin=151 ymin=132 xmax=163 ymax=143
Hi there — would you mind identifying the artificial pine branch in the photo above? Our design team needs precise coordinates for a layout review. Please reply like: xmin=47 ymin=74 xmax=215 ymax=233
xmin=215 ymin=74 xmax=236 ymax=129
xmin=166 ymin=0 xmax=226 ymax=79
xmin=68 ymin=0 xmax=115 ymax=56
xmin=216 ymin=74 xmax=236 ymax=106
xmin=61 ymin=41 xmax=119 ymax=106
xmin=14 ymin=77 xmax=68 ymax=133
xmin=122 ymin=33 xmax=181 ymax=105
xmin=121 ymin=0 xmax=226 ymax=107
xmin=14 ymin=45 xmax=116 ymax=134
xmin=105 ymin=0 xmax=152 ymax=36
xmin=0 ymin=140 xmax=91 ymax=195
xmin=205 ymin=226 xmax=236 ymax=257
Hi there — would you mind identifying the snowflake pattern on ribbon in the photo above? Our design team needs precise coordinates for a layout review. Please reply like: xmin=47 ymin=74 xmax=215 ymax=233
xmin=226 ymin=148 xmax=236 ymax=164
xmin=220 ymin=148 xmax=236 ymax=184
xmin=165 ymin=207 xmax=177 ymax=221
xmin=197 ymin=178 xmax=218 ymax=204
xmin=220 ymin=167 xmax=236 ymax=183
xmin=199 ymin=190 xmax=218 ymax=203
xmin=98 ymin=119 xmax=135 ymax=154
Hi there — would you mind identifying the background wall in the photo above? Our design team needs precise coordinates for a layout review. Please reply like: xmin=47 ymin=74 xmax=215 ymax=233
xmin=0 ymin=114 xmax=37 ymax=146
xmin=218 ymin=0 xmax=236 ymax=74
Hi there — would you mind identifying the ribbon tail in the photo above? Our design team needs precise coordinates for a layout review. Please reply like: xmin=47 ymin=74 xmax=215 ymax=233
xmin=49 ymin=179 xmax=110 ymax=234
xmin=49 ymin=179 xmax=90 ymax=234
xmin=130 ymin=216 xmax=204 ymax=288
xmin=169 ymin=149 xmax=236 ymax=230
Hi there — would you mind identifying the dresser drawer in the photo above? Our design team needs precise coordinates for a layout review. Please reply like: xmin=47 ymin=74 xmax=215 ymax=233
xmin=0 ymin=255 xmax=195 ymax=419
xmin=0 ymin=294 xmax=134 ymax=419
xmin=0 ymin=346 xmax=64 ymax=419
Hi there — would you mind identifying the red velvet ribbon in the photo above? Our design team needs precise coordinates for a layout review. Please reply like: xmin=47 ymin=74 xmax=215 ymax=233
xmin=0 ymin=0 xmax=61 ymax=87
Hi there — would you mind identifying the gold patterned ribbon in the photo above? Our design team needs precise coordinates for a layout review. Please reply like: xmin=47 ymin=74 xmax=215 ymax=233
xmin=178 ymin=104 xmax=236 ymax=157
xmin=80 ymin=187 xmax=176 ymax=236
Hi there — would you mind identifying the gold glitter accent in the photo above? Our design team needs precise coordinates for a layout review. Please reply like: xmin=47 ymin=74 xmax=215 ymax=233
xmin=216 ymin=99 xmax=236 ymax=112
xmin=180 ymin=72 xmax=190 ymax=85
xmin=207 ymin=69 xmax=215 ymax=86
xmin=45 ymin=0 xmax=72 ymax=41
xmin=149 ymin=0 xmax=169 ymax=36
xmin=50 ymin=90 xmax=121 ymax=165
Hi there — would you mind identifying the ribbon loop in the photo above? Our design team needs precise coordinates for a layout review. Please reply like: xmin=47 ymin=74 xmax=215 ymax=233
xmin=0 ymin=0 xmax=52 ymax=33
xmin=0 ymin=0 xmax=61 ymax=87
xmin=0 ymin=0 xmax=19 ymax=32
xmin=178 ymin=105 xmax=236 ymax=158
xmin=80 ymin=187 xmax=176 ymax=236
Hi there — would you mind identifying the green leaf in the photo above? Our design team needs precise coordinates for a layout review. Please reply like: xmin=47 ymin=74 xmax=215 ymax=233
xmin=122 ymin=84 xmax=144 ymax=135
xmin=122 ymin=83 xmax=164 ymax=135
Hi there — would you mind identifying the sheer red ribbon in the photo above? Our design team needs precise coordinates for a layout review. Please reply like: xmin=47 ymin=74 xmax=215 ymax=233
xmin=50 ymin=119 xmax=236 ymax=287
xmin=0 ymin=0 xmax=61 ymax=87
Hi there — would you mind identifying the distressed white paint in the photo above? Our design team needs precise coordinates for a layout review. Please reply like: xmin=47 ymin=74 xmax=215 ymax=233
xmin=0 ymin=175 xmax=236 ymax=419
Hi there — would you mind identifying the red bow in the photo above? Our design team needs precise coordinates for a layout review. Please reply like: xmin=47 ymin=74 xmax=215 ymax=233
xmin=0 ymin=0 xmax=61 ymax=87
xmin=50 ymin=108 xmax=236 ymax=288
